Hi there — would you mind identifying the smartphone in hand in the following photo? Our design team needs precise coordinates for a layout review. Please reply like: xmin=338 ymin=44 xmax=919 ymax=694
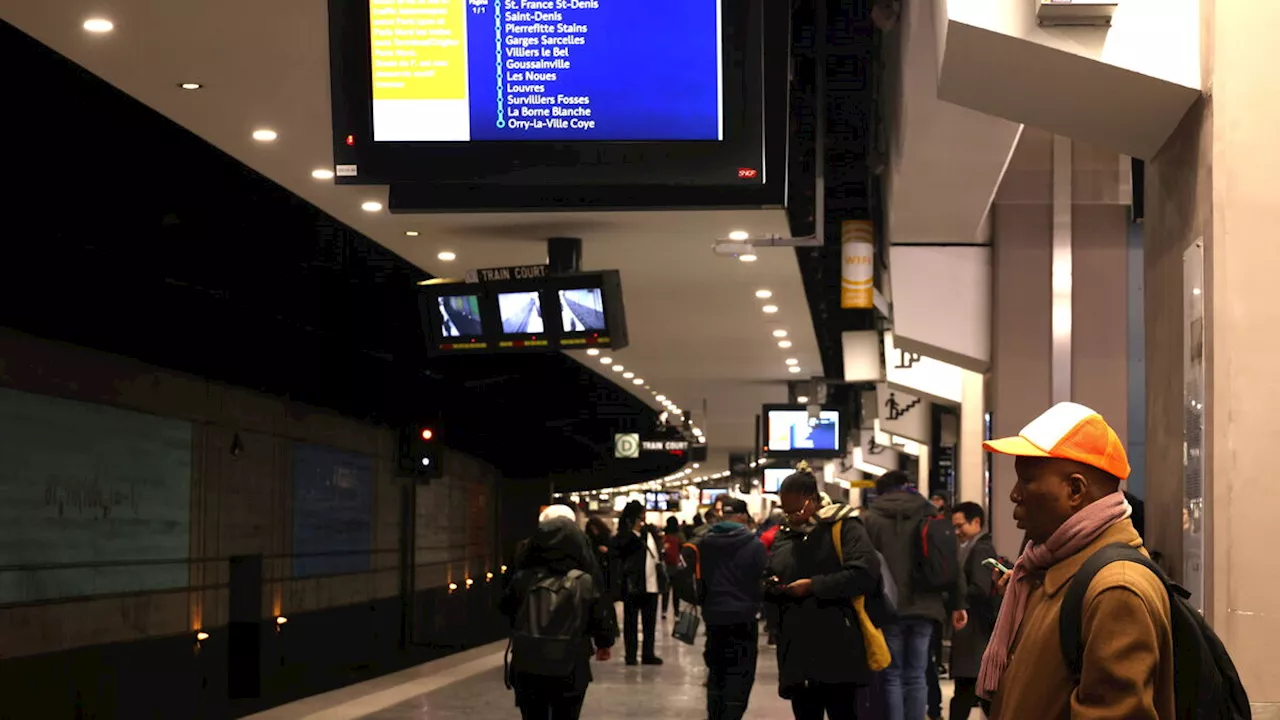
xmin=982 ymin=557 xmax=1011 ymax=575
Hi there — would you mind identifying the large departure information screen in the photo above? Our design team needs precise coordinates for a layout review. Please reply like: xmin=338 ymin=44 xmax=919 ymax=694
xmin=369 ymin=0 xmax=724 ymax=142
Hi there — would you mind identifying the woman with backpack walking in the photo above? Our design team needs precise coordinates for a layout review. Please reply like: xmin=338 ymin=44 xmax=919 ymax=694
xmin=501 ymin=516 xmax=618 ymax=720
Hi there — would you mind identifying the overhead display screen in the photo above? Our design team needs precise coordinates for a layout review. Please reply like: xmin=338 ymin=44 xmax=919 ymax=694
xmin=498 ymin=291 xmax=545 ymax=334
xmin=766 ymin=409 xmax=842 ymax=453
xmin=558 ymin=288 xmax=605 ymax=332
xmin=763 ymin=467 xmax=789 ymax=494
xmin=368 ymin=0 xmax=724 ymax=142
xmin=438 ymin=295 xmax=484 ymax=336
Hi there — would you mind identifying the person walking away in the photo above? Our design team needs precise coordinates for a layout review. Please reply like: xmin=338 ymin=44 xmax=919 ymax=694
xmin=862 ymin=472 xmax=967 ymax=720
xmin=614 ymin=500 xmax=665 ymax=665
xmin=501 ymin=516 xmax=617 ymax=720
xmin=978 ymin=402 xmax=1175 ymax=718
xmin=948 ymin=502 xmax=999 ymax=720
xmin=766 ymin=467 xmax=882 ymax=720
xmin=696 ymin=497 xmax=768 ymax=720
xmin=662 ymin=516 xmax=684 ymax=618
xmin=584 ymin=515 xmax=617 ymax=602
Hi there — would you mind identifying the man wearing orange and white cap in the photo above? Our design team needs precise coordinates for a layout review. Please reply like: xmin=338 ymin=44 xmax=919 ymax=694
xmin=976 ymin=402 xmax=1175 ymax=720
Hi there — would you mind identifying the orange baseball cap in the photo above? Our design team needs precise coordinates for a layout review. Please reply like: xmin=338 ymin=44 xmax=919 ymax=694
xmin=983 ymin=402 xmax=1130 ymax=480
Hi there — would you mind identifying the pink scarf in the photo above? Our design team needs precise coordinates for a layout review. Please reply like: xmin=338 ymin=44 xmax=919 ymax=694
xmin=976 ymin=492 xmax=1132 ymax=699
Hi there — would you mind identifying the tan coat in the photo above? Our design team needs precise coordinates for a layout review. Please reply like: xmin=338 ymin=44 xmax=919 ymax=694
xmin=989 ymin=518 xmax=1176 ymax=720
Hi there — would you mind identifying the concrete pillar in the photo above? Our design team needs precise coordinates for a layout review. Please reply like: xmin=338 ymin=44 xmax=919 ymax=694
xmin=958 ymin=370 xmax=985 ymax=507
xmin=989 ymin=128 xmax=1132 ymax=560
xmin=1144 ymin=0 xmax=1280 ymax=705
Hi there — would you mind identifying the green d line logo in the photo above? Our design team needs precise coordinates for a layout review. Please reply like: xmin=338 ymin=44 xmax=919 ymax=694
xmin=614 ymin=433 xmax=640 ymax=459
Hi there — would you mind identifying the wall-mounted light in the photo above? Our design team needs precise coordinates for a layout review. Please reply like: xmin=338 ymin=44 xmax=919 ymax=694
xmin=448 ymin=582 xmax=459 ymax=593
xmin=465 ymin=578 xmax=475 ymax=589
xmin=501 ymin=565 xmax=508 ymax=574
xmin=196 ymin=631 xmax=210 ymax=642
xmin=486 ymin=572 xmax=494 ymax=582
xmin=275 ymin=615 xmax=288 ymax=625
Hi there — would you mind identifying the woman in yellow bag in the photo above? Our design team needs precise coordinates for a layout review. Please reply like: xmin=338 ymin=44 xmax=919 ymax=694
xmin=764 ymin=464 xmax=887 ymax=720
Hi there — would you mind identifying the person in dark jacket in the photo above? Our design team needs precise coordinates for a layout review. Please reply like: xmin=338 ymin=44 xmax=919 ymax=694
xmin=861 ymin=471 xmax=968 ymax=720
xmin=698 ymin=496 xmax=768 ymax=720
xmin=948 ymin=502 xmax=999 ymax=720
xmin=500 ymin=517 xmax=617 ymax=720
xmin=766 ymin=468 xmax=881 ymax=720
xmin=614 ymin=500 xmax=665 ymax=665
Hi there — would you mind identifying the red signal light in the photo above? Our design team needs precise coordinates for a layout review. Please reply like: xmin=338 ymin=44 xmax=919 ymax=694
xmin=420 ymin=429 xmax=434 ymax=441
xmin=737 ymin=167 xmax=759 ymax=179
xmin=345 ymin=134 xmax=356 ymax=146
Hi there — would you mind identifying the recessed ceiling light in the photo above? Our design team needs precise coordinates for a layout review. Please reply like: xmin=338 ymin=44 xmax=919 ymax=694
xmin=789 ymin=366 xmax=802 ymax=374
xmin=778 ymin=340 xmax=793 ymax=349
xmin=612 ymin=365 xmax=624 ymax=372
xmin=796 ymin=395 xmax=810 ymax=403
xmin=405 ymin=230 xmax=420 ymax=237
xmin=179 ymin=82 xmax=203 ymax=90
xmin=599 ymin=356 xmax=612 ymax=364
xmin=773 ymin=329 xmax=788 ymax=338
xmin=361 ymin=201 xmax=383 ymax=212
xmin=83 ymin=18 xmax=114 ymax=33
xmin=728 ymin=230 xmax=750 ymax=241
xmin=311 ymin=168 xmax=335 ymax=180
xmin=437 ymin=251 xmax=457 ymax=262
xmin=739 ymin=253 xmax=758 ymax=263
xmin=633 ymin=378 xmax=645 ymax=385
xmin=755 ymin=289 xmax=773 ymax=299
xmin=586 ymin=348 xmax=600 ymax=356
xmin=762 ymin=304 xmax=779 ymax=314
xmin=786 ymin=358 xmax=799 ymax=366
xmin=655 ymin=395 xmax=666 ymax=402
xmin=623 ymin=371 xmax=635 ymax=379
xmin=252 ymin=129 xmax=278 ymax=142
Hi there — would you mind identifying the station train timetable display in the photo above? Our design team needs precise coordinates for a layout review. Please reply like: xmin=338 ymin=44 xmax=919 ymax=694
xmin=368 ymin=0 xmax=724 ymax=142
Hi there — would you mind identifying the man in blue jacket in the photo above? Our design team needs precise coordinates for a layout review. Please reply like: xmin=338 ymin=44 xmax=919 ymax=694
xmin=698 ymin=496 xmax=767 ymax=720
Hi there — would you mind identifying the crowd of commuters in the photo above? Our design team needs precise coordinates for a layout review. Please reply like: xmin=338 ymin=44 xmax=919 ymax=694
xmin=498 ymin=401 xmax=1239 ymax=720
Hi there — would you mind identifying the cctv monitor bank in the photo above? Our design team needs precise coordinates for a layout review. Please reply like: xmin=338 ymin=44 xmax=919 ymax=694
xmin=327 ymin=0 xmax=791 ymax=210
xmin=761 ymin=404 xmax=847 ymax=459
xmin=419 ymin=269 xmax=628 ymax=355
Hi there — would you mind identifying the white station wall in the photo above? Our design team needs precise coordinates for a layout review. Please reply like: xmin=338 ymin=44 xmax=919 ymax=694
xmin=889 ymin=244 xmax=992 ymax=369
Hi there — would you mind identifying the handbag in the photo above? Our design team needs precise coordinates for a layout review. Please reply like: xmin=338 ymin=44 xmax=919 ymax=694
xmin=832 ymin=519 xmax=893 ymax=672
xmin=673 ymin=606 xmax=701 ymax=644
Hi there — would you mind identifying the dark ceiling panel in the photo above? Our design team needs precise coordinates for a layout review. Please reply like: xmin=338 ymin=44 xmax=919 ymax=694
xmin=0 ymin=20 xmax=681 ymax=484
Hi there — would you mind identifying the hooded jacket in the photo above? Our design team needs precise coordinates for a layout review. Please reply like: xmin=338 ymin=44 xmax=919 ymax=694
xmin=862 ymin=489 xmax=965 ymax=624
xmin=766 ymin=501 xmax=882 ymax=694
xmin=500 ymin=518 xmax=618 ymax=691
xmin=699 ymin=521 xmax=767 ymax=626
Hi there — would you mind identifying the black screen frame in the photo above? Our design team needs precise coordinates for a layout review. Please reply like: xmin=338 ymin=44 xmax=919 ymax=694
xmin=760 ymin=404 xmax=848 ymax=460
xmin=329 ymin=0 xmax=770 ymax=187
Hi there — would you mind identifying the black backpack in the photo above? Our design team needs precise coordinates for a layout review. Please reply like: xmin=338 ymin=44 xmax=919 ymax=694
xmin=507 ymin=568 xmax=593 ymax=680
xmin=913 ymin=513 xmax=959 ymax=592
xmin=1059 ymin=544 xmax=1251 ymax=719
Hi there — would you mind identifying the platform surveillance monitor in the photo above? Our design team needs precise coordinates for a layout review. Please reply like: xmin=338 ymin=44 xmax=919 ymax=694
xmin=437 ymin=295 xmax=484 ymax=337
xmin=498 ymin=291 xmax=545 ymax=335
xmin=558 ymin=287 xmax=607 ymax=333
xmin=762 ymin=404 xmax=846 ymax=459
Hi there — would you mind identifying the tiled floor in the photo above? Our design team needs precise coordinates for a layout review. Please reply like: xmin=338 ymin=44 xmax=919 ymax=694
xmin=360 ymin=613 xmax=956 ymax=719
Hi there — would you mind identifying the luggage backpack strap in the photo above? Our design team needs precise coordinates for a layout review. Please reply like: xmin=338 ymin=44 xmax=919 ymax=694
xmin=682 ymin=542 xmax=702 ymax=579
xmin=832 ymin=519 xmax=844 ymax=564
xmin=1058 ymin=542 xmax=1164 ymax=679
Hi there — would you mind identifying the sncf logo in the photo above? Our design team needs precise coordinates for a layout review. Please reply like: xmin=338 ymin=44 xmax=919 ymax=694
xmin=737 ymin=167 xmax=759 ymax=179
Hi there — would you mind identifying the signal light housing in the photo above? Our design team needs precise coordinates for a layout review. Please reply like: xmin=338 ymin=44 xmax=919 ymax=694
xmin=398 ymin=424 xmax=442 ymax=481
